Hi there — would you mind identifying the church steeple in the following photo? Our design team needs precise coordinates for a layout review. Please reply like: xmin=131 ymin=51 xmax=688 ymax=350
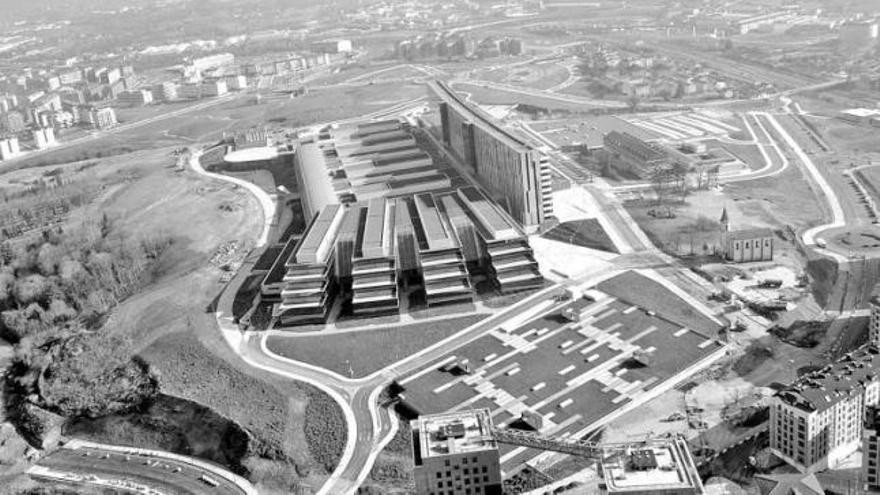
xmin=720 ymin=207 xmax=730 ymax=232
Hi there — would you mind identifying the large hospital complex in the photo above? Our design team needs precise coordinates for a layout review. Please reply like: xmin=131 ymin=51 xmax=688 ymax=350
xmin=250 ymin=82 xmax=553 ymax=326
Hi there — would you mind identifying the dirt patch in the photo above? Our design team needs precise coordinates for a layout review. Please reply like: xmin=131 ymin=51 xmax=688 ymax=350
xmin=732 ymin=343 xmax=774 ymax=377
xmin=806 ymin=257 xmax=838 ymax=309
xmin=769 ymin=320 xmax=830 ymax=348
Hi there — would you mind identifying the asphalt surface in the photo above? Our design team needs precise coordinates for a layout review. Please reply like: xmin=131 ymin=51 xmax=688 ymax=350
xmin=36 ymin=447 xmax=245 ymax=495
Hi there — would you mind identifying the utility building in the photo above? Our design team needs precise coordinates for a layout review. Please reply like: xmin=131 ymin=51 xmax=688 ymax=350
xmin=412 ymin=409 xmax=503 ymax=495
xmin=599 ymin=437 xmax=704 ymax=495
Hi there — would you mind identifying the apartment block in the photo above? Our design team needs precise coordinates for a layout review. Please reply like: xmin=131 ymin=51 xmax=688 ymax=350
xmin=871 ymin=295 xmax=880 ymax=346
xmin=864 ymin=406 xmax=880 ymax=491
xmin=770 ymin=345 xmax=880 ymax=472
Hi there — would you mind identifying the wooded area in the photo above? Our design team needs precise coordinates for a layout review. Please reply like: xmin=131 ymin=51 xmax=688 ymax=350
xmin=1 ymin=217 xmax=172 ymax=444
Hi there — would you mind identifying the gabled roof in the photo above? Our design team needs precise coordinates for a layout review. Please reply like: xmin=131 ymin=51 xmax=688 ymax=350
xmin=754 ymin=473 xmax=823 ymax=495
xmin=726 ymin=228 xmax=774 ymax=241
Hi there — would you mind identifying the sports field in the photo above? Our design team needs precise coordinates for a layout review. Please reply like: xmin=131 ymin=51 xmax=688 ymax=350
xmin=395 ymin=270 xmax=725 ymax=471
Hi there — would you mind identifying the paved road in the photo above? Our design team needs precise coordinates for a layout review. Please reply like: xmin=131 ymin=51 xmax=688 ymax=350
xmin=33 ymin=442 xmax=253 ymax=495
xmin=0 ymin=92 xmax=246 ymax=173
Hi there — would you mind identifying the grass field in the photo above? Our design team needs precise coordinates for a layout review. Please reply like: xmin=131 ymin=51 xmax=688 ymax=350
xmin=541 ymin=219 xmax=618 ymax=253
xmin=812 ymin=117 xmax=880 ymax=153
xmin=856 ymin=165 xmax=880 ymax=206
xmin=625 ymin=191 xmax=730 ymax=258
xmin=596 ymin=270 xmax=720 ymax=334
xmin=717 ymin=141 xmax=770 ymax=171
xmin=722 ymin=164 xmax=825 ymax=231
xmin=265 ymin=315 xmax=487 ymax=378
xmin=451 ymin=82 xmax=610 ymax=113
xmin=471 ymin=61 xmax=571 ymax=91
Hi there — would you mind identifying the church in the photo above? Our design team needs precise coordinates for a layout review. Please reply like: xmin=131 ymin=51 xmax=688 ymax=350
xmin=719 ymin=207 xmax=774 ymax=263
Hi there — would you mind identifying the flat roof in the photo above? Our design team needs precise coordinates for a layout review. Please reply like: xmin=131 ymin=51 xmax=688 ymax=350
xmin=431 ymin=80 xmax=537 ymax=153
xmin=361 ymin=198 xmax=390 ymax=259
xmin=414 ymin=192 xmax=455 ymax=251
xmin=602 ymin=437 xmax=703 ymax=493
xmin=224 ymin=146 xmax=279 ymax=163
xmin=414 ymin=409 xmax=497 ymax=460
xmin=458 ymin=187 xmax=520 ymax=241
xmin=297 ymin=142 xmax=341 ymax=215
xmin=778 ymin=345 xmax=880 ymax=413
xmin=294 ymin=204 xmax=344 ymax=264
xmin=842 ymin=108 xmax=880 ymax=118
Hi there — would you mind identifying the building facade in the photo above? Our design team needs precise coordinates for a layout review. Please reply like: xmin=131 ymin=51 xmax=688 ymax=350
xmin=88 ymin=107 xmax=118 ymax=130
xmin=871 ymin=295 xmax=880 ymax=346
xmin=865 ymin=406 xmax=880 ymax=491
xmin=412 ymin=409 xmax=503 ymax=495
xmin=722 ymin=228 xmax=774 ymax=263
xmin=0 ymin=137 xmax=21 ymax=161
xmin=118 ymin=89 xmax=154 ymax=107
xmin=602 ymin=131 xmax=667 ymax=179
xmin=770 ymin=345 xmax=880 ymax=472
xmin=431 ymin=80 xmax=552 ymax=229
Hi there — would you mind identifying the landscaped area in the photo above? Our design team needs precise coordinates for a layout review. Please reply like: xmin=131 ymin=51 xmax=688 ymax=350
xmin=265 ymin=315 xmax=487 ymax=378
xmin=541 ymin=219 xmax=618 ymax=253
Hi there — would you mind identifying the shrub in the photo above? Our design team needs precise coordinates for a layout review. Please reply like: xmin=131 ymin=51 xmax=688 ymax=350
xmin=303 ymin=387 xmax=347 ymax=473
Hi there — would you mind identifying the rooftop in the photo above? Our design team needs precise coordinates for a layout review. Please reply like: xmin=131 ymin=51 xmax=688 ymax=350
xmin=842 ymin=108 xmax=880 ymax=118
xmin=777 ymin=345 xmax=880 ymax=413
xmin=224 ymin=146 xmax=279 ymax=163
xmin=725 ymin=227 xmax=774 ymax=241
xmin=601 ymin=437 xmax=703 ymax=493
xmin=430 ymin=80 xmax=538 ymax=153
xmin=414 ymin=409 xmax=497 ymax=461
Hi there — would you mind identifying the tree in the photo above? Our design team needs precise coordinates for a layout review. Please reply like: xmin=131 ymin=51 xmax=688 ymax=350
xmin=650 ymin=165 xmax=677 ymax=206
xmin=36 ymin=243 xmax=64 ymax=276
xmin=13 ymin=275 xmax=49 ymax=306
xmin=627 ymin=95 xmax=640 ymax=111
xmin=671 ymin=162 xmax=690 ymax=202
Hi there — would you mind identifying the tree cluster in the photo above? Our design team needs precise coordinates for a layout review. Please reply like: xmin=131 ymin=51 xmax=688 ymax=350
xmin=650 ymin=162 xmax=690 ymax=206
xmin=2 ymin=217 xmax=172 ymax=442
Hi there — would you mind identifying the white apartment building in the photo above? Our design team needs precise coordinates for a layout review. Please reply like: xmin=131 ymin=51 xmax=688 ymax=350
xmin=870 ymin=295 xmax=880 ymax=345
xmin=770 ymin=345 xmax=880 ymax=473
